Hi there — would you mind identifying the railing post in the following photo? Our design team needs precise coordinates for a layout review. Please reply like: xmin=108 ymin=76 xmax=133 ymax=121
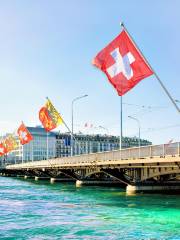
xmin=139 ymin=146 xmax=141 ymax=159
xmin=163 ymin=144 xmax=165 ymax=157
xmin=149 ymin=146 xmax=152 ymax=158
xmin=129 ymin=148 xmax=131 ymax=159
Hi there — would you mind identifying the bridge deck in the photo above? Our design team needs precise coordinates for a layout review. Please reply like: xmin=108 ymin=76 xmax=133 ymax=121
xmin=5 ymin=142 xmax=180 ymax=170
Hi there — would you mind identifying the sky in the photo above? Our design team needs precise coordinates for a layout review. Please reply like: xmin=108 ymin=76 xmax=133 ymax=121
xmin=0 ymin=0 xmax=179 ymax=144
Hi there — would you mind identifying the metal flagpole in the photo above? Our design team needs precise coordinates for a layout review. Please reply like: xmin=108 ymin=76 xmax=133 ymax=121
xmin=46 ymin=96 xmax=80 ymax=156
xmin=46 ymin=132 xmax=49 ymax=160
xmin=71 ymin=100 xmax=74 ymax=156
xmin=62 ymin=119 xmax=84 ymax=156
xmin=119 ymin=23 xmax=123 ymax=157
xmin=22 ymin=144 xmax=23 ymax=163
xmin=120 ymin=96 xmax=123 ymax=152
xmin=31 ymin=142 xmax=34 ymax=162
xmin=120 ymin=22 xmax=180 ymax=113
xmin=62 ymin=119 xmax=76 ymax=153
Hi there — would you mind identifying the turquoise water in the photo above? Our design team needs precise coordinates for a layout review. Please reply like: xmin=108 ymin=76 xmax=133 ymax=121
xmin=0 ymin=177 xmax=180 ymax=240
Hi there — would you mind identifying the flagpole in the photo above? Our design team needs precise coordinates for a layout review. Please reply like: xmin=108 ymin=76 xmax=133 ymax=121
xmin=62 ymin=119 xmax=85 ymax=156
xmin=120 ymin=22 xmax=180 ymax=113
xmin=119 ymin=23 xmax=123 ymax=157
xmin=45 ymin=97 xmax=84 ymax=157
xmin=5 ymin=153 xmax=7 ymax=166
xmin=120 ymin=96 xmax=123 ymax=152
xmin=22 ymin=144 xmax=24 ymax=163
xmin=62 ymin=119 xmax=76 ymax=151
xmin=31 ymin=142 xmax=34 ymax=162
xmin=46 ymin=132 xmax=49 ymax=160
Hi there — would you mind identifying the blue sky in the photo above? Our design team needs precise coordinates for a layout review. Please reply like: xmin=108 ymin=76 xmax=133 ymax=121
xmin=0 ymin=0 xmax=179 ymax=144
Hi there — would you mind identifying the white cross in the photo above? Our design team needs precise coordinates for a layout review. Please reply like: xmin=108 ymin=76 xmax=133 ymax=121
xmin=19 ymin=130 xmax=28 ymax=141
xmin=107 ymin=48 xmax=135 ymax=80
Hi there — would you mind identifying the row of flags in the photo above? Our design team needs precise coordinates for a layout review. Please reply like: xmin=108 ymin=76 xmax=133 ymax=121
xmin=0 ymin=23 xmax=175 ymax=158
xmin=0 ymin=98 xmax=63 ymax=158
xmin=0 ymin=123 xmax=33 ymax=157
xmin=0 ymin=25 xmax=154 ymax=158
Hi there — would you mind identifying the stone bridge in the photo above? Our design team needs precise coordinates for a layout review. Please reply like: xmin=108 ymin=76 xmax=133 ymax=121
xmin=1 ymin=142 xmax=180 ymax=193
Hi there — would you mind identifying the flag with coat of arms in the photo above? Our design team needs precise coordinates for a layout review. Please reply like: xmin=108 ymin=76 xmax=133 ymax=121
xmin=39 ymin=98 xmax=63 ymax=132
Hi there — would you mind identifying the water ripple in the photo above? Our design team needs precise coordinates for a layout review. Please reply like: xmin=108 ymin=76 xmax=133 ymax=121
xmin=0 ymin=177 xmax=180 ymax=240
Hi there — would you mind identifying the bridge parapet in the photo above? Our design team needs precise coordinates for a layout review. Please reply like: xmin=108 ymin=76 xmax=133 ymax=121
xmin=4 ymin=142 xmax=180 ymax=169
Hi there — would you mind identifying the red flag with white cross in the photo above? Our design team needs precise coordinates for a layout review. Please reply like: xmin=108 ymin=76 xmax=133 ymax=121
xmin=17 ymin=123 xmax=33 ymax=145
xmin=92 ymin=30 xmax=153 ymax=96
xmin=0 ymin=142 xmax=7 ymax=156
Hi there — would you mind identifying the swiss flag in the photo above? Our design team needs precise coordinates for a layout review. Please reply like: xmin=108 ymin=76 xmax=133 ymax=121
xmin=92 ymin=30 xmax=153 ymax=96
xmin=0 ymin=142 xmax=7 ymax=156
xmin=17 ymin=123 xmax=33 ymax=145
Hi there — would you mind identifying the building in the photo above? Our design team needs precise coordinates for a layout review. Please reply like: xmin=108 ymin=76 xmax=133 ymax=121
xmin=1 ymin=126 xmax=151 ymax=165
xmin=56 ymin=133 xmax=151 ymax=157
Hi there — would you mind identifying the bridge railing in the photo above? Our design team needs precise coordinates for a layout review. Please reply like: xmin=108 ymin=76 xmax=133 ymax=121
xmin=4 ymin=142 xmax=180 ymax=168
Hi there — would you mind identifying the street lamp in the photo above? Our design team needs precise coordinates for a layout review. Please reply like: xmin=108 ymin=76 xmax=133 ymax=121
xmin=128 ymin=115 xmax=141 ymax=158
xmin=99 ymin=125 xmax=109 ymax=135
xmin=71 ymin=94 xmax=88 ymax=156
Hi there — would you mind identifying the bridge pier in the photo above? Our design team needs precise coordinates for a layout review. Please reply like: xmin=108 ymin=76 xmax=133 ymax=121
xmin=76 ymin=180 xmax=83 ymax=187
xmin=50 ymin=178 xmax=56 ymax=183
xmin=50 ymin=178 xmax=75 ymax=183
xmin=35 ymin=176 xmax=50 ymax=181
xmin=24 ymin=175 xmax=32 ymax=179
xmin=75 ymin=180 xmax=121 ymax=187
xmin=16 ymin=175 xmax=24 ymax=178
xmin=126 ymin=183 xmax=180 ymax=194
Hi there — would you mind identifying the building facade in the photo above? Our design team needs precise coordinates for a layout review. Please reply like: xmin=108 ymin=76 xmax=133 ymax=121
xmin=56 ymin=133 xmax=151 ymax=157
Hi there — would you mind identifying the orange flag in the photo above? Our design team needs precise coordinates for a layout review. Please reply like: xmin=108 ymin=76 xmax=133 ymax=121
xmin=4 ymin=134 xmax=18 ymax=153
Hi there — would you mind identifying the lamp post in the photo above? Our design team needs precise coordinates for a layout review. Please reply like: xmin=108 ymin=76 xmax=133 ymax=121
xmin=128 ymin=115 xmax=141 ymax=158
xmin=71 ymin=94 xmax=88 ymax=156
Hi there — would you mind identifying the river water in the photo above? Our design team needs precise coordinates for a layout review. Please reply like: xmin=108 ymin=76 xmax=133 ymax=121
xmin=0 ymin=177 xmax=179 ymax=240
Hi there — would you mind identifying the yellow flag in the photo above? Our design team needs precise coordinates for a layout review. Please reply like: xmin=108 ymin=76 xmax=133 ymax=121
xmin=45 ymin=99 xmax=63 ymax=127
xmin=4 ymin=134 xmax=18 ymax=152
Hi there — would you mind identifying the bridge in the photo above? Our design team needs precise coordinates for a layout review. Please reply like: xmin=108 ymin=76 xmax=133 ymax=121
xmin=1 ymin=142 xmax=180 ymax=193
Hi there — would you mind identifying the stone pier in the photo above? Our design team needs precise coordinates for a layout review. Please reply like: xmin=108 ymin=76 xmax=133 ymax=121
xmin=126 ymin=183 xmax=180 ymax=194
xmin=76 ymin=180 xmax=121 ymax=187
xmin=50 ymin=178 xmax=75 ymax=183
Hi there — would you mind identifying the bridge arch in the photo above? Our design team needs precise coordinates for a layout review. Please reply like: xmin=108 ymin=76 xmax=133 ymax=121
xmin=84 ymin=169 xmax=109 ymax=179
xmin=142 ymin=168 xmax=180 ymax=181
xmin=84 ymin=169 xmax=128 ymax=186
